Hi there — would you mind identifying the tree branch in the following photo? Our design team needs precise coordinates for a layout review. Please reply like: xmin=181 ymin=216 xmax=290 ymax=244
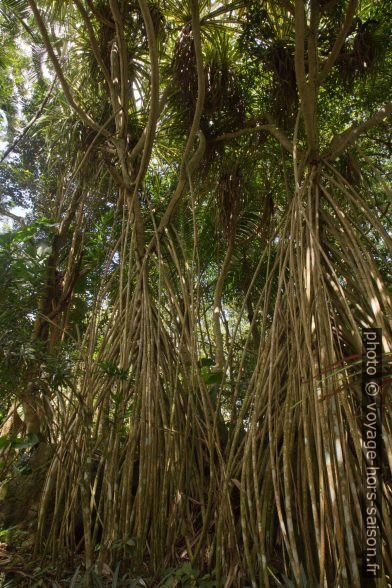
xmin=144 ymin=0 xmax=206 ymax=257
xmin=74 ymin=0 xmax=114 ymax=96
xmin=1 ymin=79 xmax=55 ymax=164
xmin=318 ymin=0 xmax=358 ymax=85
xmin=294 ymin=0 xmax=317 ymax=154
xmin=214 ymin=125 xmax=269 ymax=142
xmin=213 ymin=236 xmax=234 ymax=369
xmin=28 ymin=0 xmax=110 ymax=138
xmin=323 ymin=102 xmax=392 ymax=159
xmin=109 ymin=0 xmax=129 ymax=139
xmin=214 ymin=121 xmax=293 ymax=154
xmin=0 ymin=206 xmax=25 ymax=225
xmin=133 ymin=0 xmax=160 ymax=187
xmin=85 ymin=0 xmax=115 ymax=28
xmin=129 ymin=85 xmax=173 ymax=162
xmin=264 ymin=114 xmax=294 ymax=154
xmin=277 ymin=0 xmax=295 ymax=16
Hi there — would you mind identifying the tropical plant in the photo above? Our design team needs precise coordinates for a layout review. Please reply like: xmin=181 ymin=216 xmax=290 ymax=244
xmin=0 ymin=1 xmax=391 ymax=586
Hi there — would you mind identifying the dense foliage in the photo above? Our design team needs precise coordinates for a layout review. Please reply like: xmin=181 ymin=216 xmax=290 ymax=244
xmin=0 ymin=0 xmax=391 ymax=586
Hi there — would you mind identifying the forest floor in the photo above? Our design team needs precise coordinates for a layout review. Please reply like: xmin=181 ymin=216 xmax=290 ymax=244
xmin=0 ymin=541 xmax=84 ymax=586
xmin=0 ymin=539 xmax=212 ymax=587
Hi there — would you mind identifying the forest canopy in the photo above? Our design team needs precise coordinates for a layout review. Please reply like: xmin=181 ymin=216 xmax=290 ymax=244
xmin=0 ymin=0 xmax=391 ymax=586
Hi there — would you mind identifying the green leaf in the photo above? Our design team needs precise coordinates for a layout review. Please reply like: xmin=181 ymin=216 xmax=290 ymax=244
xmin=198 ymin=357 xmax=215 ymax=368
xmin=0 ymin=435 xmax=11 ymax=449
xmin=175 ymin=562 xmax=199 ymax=578
xmin=99 ymin=360 xmax=128 ymax=380
xmin=201 ymin=370 xmax=223 ymax=385
xmin=11 ymin=432 xmax=40 ymax=449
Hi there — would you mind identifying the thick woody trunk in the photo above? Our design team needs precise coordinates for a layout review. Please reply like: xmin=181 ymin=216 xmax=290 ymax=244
xmin=19 ymin=189 xmax=84 ymax=437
